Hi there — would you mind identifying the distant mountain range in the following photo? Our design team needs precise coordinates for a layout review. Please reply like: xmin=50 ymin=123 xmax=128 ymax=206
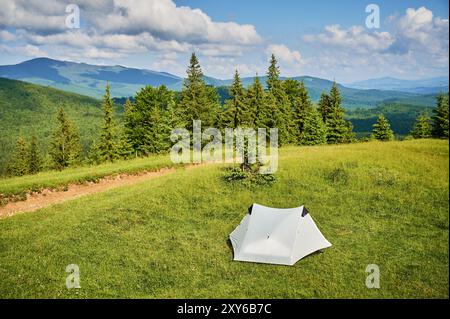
xmin=0 ymin=57 xmax=445 ymax=109
xmin=347 ymin=76 xmax=449 ymax=94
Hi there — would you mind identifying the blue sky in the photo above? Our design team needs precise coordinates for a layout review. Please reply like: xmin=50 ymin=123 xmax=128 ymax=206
xmin=0 ymin=0 xmax=448 ymax=82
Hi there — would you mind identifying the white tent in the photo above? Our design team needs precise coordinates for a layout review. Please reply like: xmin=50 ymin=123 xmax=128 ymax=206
xmin=230 ymin=203 xmax=332 ymax=266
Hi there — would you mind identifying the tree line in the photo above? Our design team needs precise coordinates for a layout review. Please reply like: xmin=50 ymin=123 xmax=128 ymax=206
xmin=7 ymin=54 xmax=449 ymax=176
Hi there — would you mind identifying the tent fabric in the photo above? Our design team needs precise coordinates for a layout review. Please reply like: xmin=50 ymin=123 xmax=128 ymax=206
xmin=229 ymin=203 xmax=332 ymax=266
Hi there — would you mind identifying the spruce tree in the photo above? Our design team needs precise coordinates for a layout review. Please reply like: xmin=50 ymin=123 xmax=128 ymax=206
xmin=246 ymin=75 xmax=265 ymax=129
xmin=266 ymin=54 xmax=281 ymax=92
xmin=289 ymin=80 xmax=313 ymax=142
xmin=372 ymin=114 xmax=394 ymax=141
xmin=11 ymin=137 xmax=29 ymax=176
xmin=178 ymin=53 xmax=218 ymax=130
xmin=265 ymin=54 xmax=293 ymax=145
xmin=50 ymin=107 xmax=81 ymax=170
xmin=411 ymin=113 xmax=432 ymax=139
xmin=223 ymin=70 xmax=252 ymax=128
xmin=323 ymin=82 xmax=353 ymax=144
xmin=126 ymin=85 xmax=175 ymax=155
xmin=28 ymin=135 xmax=42 ymax=174
xmin=432 ymin=93 xmax=449 ymax=138
xmin=96 ymin=83 xmax=119 ymax=162
xmin=318 ymin=92 xmax=331 ymax=122
xmin=299 ymin=107 xmax=327 ymax=145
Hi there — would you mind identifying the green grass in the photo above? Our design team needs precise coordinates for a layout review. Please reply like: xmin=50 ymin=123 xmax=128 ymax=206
xmin=0 ymin=154 xmax=174 ymax=198
xmin=0 ymin=139 xmax=448 ymax=298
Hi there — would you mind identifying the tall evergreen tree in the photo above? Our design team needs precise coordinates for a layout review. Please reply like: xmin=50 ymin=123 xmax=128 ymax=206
xmin=372 ymin=114 xmax=394 ymax=141
xmin=266 ymin=54 xmax=281 ymax=92
xmin=299 ymin=107 xmax=327 ymax=145
xmin=411 ymin=113 xmax=432 ymax=139
xmin=265 ymin=54 xmax=294 ymax=144
xmin=288 ymin=80 xmax=313 ymax=141
xmin=323 ymin=82 xmax=353 ymax=144
xmin=246 ymin=75 xmax=265 ymax=129
xmin=11 ymin=137 xmax=29 ymax=176
xmin=96 ymin=83 xmax=119 ymax=162
xmin=432 ymin=93 xmax=449 ymax=138
xmin=124 ymin=85 xmax=176 ymax=155
xmin=50 ymin=107 xmax=81 ymax=170
xmin=329 ymin=80 xmax=342 ymax=112
xmin=178 ymin=53 xmax=218 ymax=130
xmin=28 ymin=135 xmax=42 ymax=174
xmin=223 ymin=70 xmax=252 ymax=128
xmin=318 ymin=92 xmax=331 ymax=122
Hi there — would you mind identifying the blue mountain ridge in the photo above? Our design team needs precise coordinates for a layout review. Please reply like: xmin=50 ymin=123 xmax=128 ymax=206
xmin=0 ymin=57 xmax=444 ymax=109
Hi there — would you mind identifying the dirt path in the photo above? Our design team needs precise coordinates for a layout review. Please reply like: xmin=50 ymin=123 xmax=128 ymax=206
xmin=0 ymin=167 xmax=178 ymax=218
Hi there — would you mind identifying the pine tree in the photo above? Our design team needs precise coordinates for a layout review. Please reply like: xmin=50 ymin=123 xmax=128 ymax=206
xmin=11 ymin=137 xmax=29 ymax=176
xmin=432 ymin=93 xmax=449 ymax=138
xmin=372 ymin=114 xmax=394 ymax=141
xmin=288 ymin=80 xmax=313 ymax=142
xmin=323 ymin=82 xmax=353 ymax=144
xmin=28 ymin=135 xmax=42 ymax=174
xmin=96 ymin=83 xmax=119 ymax=162
xmin=299 ymin=107 xmax=327 ymax=145
xmin=318 ymin=92 xmax=331 ymax=122
xmin=178 ymin=53 xmax=218 ymax=130
xmin=246 ymin=75 xmax=265 ymax=129
xmin=411 ymin=113 xmax=432 ymax=139
xmin=222 ymin=70 xmax=252 ymax=129
xmin=266 ymin=54 xmax=281 ymax=92
xmin=125 ymin=85 xmax=176 ymax=155
xmin=329 ymin=80 xmax=342 ymax=112
xmin=50 ymin=107 xmax=81 ymax=170
xmin=265 ymin=54 xmax=293 ymax=145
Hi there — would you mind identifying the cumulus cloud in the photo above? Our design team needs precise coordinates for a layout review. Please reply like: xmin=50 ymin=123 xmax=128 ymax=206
xmin=91 ymin=0 xmax=261 ymax=45
xmin=266 ymin=44 xmax=302 ymax=64
xmin=303 ymin=25 xmax=395 ymax=53
xmin=0 ymin=0 xmax=262 ymax=61
xmin=301 ymin=6 xmax=448 ymax=80
xmin=390 ymin=6 xmax=449 ymax=58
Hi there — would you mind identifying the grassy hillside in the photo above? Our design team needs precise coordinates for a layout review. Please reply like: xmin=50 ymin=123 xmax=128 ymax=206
xmin=0 ymin=77 xmax=106 ymax=175
xmin=0 ymin=139 xmax=448 ymax=298
xmin=0 ymin=154 xmax=174 ymax=199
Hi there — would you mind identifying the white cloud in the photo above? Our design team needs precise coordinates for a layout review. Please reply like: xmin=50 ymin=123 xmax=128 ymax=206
xmin=300 ymin=6 xmax=448 ymax=81
xmin=266 ymin=44 xmax=302 ymax=64
xmin=0 ymin=0 xmax=263 ymax=64
xmin=392 ymin=7 xmax=449 ymax=57
xmin=0 ymin=30 xmax=16 ymax=42
xmin=91 ymin=0 xmax=261 ymax=45
xmin=0 ymin=44 xmax=47 ymax=57
xmin=303 ymin=25 xmax=394 ymax=53
xmin=0 ymin=0 xmax=67 ymax=33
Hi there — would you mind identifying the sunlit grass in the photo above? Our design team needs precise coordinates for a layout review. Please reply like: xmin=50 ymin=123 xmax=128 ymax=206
xmin=0 ymin=139 xmax=448 ymax=298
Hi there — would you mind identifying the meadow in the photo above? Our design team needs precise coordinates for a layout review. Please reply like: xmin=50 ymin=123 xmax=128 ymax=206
xmin=0 ymin=139 xmax=448 ymax=298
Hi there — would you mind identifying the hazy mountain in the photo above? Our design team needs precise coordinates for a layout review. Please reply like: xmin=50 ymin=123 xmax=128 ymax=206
xmin=0 ymin=58 xmax=442 ymax=109
xmin=347 ymin=76 xmax=449 ymax=94
xmin=0 ymin=57 xmax=182 ymax=98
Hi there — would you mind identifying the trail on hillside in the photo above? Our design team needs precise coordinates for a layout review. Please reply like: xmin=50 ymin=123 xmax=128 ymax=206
xmin=0 ymin=167 xmax=180 ymax=218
